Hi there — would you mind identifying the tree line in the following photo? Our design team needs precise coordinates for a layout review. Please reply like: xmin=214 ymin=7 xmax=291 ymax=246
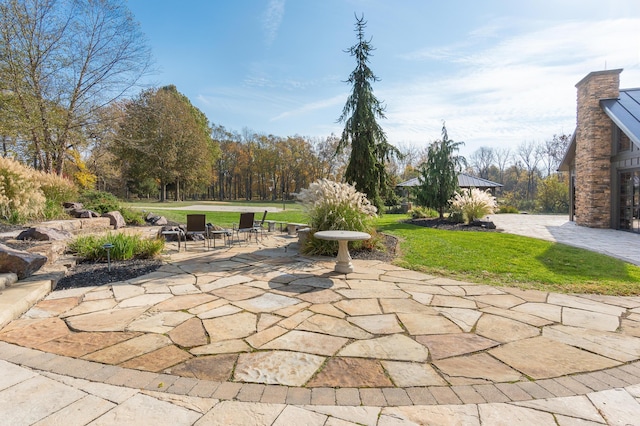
xmin=88 ymin=86 xmax=351 ymax=202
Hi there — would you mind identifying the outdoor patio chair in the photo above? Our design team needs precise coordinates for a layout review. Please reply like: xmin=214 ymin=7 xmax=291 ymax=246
xmin=233 ymin=212 xmax=256 ymax=245
xmin=253 ymin=210 xmax=268 ymax=241
xmin=185 ymin=214 xmax=209 ymax=250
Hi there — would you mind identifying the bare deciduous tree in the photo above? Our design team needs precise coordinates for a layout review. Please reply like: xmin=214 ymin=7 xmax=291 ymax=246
xmin=517 ymin=141 xmax=543 ymax=201
xmin=469 ymin=146 xmax=495 ymax=179
xmin=0 ymin=0 xmax=152 ymax=174
xmin=541 ymin=134 xmax=571 ymax=177
xmin=494 ymin=147 xmax=511 ymax=183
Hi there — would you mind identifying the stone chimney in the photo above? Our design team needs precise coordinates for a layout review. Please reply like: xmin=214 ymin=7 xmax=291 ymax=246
xmin=573 ymin=69 xmax=622 ymax=228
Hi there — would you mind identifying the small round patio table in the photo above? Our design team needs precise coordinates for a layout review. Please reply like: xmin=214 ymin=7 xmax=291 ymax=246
xmin=313 ymin=230 xmax=371 ymax=274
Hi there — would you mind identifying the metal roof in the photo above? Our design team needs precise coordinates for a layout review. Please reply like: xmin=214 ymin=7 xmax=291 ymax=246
xmin=601 ymin=88 xmax=640 ymax=148
xmin=397 ymin=173 xmax=502 ymax=188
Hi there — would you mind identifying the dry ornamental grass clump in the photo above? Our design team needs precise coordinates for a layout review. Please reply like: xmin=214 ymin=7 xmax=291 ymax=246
xmin=0 ymin=157 xmax=46 ymax=222
xmin=449 ymin=188 xmax=497 ymax=224
xmin=0 ymin=157 xmax=79 ymax=223
xmin=297 ymin=179 xmax=380 ymax=255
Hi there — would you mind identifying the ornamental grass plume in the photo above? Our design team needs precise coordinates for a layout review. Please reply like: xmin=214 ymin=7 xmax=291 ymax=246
xmin=297 ymin=179 xmax=377 ymax=231
xmin=297 ymin=179 xmax=379 ymax=255
xmin=449 ymin=188 xmax=497 ymax=224
xmin=0 ymin=157 xmax=79 ymax=222
xmin=0 ymin=157 xmax=46 ymax=222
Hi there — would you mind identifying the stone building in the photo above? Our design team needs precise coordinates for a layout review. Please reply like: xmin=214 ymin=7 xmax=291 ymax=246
xmin=559 ymin=69 xmax=640 ymax=233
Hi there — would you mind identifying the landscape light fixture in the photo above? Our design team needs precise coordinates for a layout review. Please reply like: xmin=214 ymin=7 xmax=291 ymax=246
xmin=102 ymin=243 xmax=114 ymax=272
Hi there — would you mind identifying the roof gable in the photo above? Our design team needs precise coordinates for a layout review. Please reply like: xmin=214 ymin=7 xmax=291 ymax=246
xmin=601 ymin=88 xmax=640 ymax=148
xmin=558 ymin=132 xmax=576 ymax=172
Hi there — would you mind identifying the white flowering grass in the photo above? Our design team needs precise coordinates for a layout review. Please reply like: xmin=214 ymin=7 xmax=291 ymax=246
xmin=0 ymin=157 xmax=45 ymax=222
xmin=0 ymin=157 xmax=78 ymax=223
xmin=297 ymin=179 xmax=378 ymax=255
xmin=450 ymin=188 xmax=497 ymax=224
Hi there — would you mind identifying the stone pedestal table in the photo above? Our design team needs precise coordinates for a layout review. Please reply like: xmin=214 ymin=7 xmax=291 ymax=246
xmin=313 ymin=230 xmax=371 ymax=273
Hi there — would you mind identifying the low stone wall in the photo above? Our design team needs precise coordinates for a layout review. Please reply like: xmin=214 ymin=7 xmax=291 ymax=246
xmin=37 ymin=217 xmax=113 ymax=234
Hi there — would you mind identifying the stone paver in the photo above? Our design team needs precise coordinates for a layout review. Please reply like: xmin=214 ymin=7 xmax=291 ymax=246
xmin=82 ymin=333 xmax=172 ymax=365
xmin=298 ymin=314 xmax=373 ymax=339
xmin=489 ymin=337 xmax=620 ymax=379
xmin=339 ymin=334 xmax=429 ymax=362
xmin=262 ymin=330 xmax=348 ymax=356
xmin=64 ymin=306 xmax=148 ymax=332
xmin=381 ymin=360 xmax=448 ymax=387
xmin=416 ymin=333 xmax=499 ymax=360
xmin=168 ymin=317 xmax=208 ymax=347
xmin=2 ymin=220 xmax=640 ymax=425
xmin=308 ymin=357 xmax=392 ymax=387
xmin=234 ymin=350 xmax=325 ymax=386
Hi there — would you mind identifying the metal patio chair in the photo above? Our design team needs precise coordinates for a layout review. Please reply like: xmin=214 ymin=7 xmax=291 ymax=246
xmin=233 ymin=212 xmax=256 ymax=245
xmin=185 ymin=214 xmax=208 ymax=250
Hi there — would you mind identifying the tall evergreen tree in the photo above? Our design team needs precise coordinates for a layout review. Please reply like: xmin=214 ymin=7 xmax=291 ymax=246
xmin=337 ymin=14 xmax=397 ymax=211
xmin=416 ymin=123 xmax=466 ymax=218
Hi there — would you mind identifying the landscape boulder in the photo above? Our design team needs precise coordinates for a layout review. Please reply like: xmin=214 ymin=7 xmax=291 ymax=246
xmin=102 ymin=211 xmax=126 ymax=229
xmin=0 ymin=243 xmax=47 ymax=279
xmin=145 ymin=212 xmax=168 ymax=225
xmin=68 ymin=208 xmax=100 ymax=218
xmin=63 ymin=202 xmax=83 ymax=210
xmin=17 ymin=227 xmax=73 ymax=241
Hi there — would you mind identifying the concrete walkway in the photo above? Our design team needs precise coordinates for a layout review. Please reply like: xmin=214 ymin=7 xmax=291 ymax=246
xmin=1 ymin=221 xmax=640 ymax=424
xmin=491 ymin=214 xmax=640 ymax=266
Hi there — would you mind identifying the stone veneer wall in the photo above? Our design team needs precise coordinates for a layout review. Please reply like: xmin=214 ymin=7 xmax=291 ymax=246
xmin=574 ymin=69 xmax=621 ymax=228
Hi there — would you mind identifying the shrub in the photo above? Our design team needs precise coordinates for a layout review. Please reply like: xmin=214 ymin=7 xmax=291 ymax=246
xmin=297 ymin=179 xmax=378 ymax=255
xmin=120 ymin=207 xmax=145 ymax=225
xmin=409 ymin=206 xmax=439 ymax=219
xmin=78 ymin=190 xmax=121 ymax=214
xmin=449 ymin=188 xmax=497 ymax=224
xmin=497 ymin=205 xmax=519 ymax=214
xmin=69 ymin=233 xmax=164 ymax=261
xmin=35 ymin=170 xmax=79 ymax=220
xmin=0 ymin=157 xmax=81 ymax=223
xmin=536 ymin=174 xmax=569 ymax=213
xmin=0 ymin=157 xmax=46 ymax=223
xmin=448 ymin=210 xmax=465 ymax=223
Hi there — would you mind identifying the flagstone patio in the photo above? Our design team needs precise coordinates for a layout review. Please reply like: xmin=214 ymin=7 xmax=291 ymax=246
xmin=2 ymin=234 xmax=640 ymax=396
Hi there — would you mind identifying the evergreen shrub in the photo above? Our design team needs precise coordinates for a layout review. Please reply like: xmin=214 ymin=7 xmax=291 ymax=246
xmin=409 ymin=206 xmax=439 ymax=219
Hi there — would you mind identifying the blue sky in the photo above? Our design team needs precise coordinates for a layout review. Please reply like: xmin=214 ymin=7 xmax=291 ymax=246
xmin=127 ymin=0 xmax=640 ymax=157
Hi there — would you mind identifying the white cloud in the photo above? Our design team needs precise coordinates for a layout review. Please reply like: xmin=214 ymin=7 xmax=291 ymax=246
xmin=262 ymin=0 xmax=285 ymax=46
xmin=270 ymin=94 xmax=345 ymax=122
xmin=383 ymin=18 xmax=640 ymax=155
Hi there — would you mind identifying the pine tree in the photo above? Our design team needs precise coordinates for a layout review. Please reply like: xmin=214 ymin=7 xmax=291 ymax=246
xmin=416 ymin=123 xmax=466 ymax=218
xmin=337 ymin=14 xmax=397 ymax=212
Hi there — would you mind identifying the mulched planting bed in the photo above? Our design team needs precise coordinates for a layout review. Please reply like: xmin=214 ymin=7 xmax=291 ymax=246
xmin=55 ymin=258 xmax=164 ymax=290
xmin=351 ymin=233 xmax=398 ymax=263
xmin=407 ymin=218 xmax=501 ymax=232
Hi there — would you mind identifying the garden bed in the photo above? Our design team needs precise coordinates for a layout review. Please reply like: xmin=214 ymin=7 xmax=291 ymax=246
xmin=55 ymin=258 xmax=163 ymax=290
xmin=407 ymin=218 xmax=501 ymax=232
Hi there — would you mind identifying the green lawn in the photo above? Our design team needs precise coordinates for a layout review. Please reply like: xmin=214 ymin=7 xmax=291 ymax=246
xmin=122 ymin=200 xmax=306 ymax=229
xmin=376 ymin=214 xmax=640 ymax=295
